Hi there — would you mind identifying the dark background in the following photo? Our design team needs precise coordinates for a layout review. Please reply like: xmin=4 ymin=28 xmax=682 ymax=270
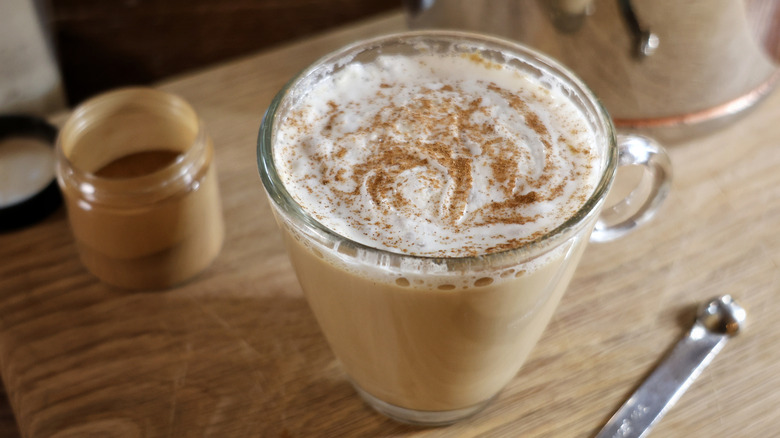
xmin=49 ymin=0 xmax=401 ymax=105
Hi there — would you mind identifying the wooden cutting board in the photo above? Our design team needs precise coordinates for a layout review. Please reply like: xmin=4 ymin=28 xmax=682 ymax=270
xmin=1 ymin=12 xmax=778 ymax=438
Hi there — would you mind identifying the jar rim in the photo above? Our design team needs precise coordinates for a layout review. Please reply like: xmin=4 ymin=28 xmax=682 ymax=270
xmin=56 ymin=87 xmax=210 ymax=205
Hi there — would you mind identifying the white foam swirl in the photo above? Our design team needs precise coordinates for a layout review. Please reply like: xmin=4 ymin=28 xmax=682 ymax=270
xmin=275 ymin=52 xmax=600 ymax=257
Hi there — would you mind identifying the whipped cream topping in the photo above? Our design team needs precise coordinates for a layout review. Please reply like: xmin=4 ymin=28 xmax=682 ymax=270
xmin=274 ymin=51 xmax=600 ymax=257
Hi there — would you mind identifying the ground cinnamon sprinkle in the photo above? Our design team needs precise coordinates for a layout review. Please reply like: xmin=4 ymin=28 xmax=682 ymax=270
xmin=276 ymin=53 xmax=597 ymax=257
xmin=490 ymin=155 xmax=518 ymax=198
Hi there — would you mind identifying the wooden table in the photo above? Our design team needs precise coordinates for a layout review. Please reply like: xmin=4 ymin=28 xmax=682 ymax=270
xmin=2 ymin=12 xmax=779 ymax=437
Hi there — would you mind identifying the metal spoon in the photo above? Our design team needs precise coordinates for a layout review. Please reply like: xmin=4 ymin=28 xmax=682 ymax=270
xmin=595 ymin=295 xmax=746 ymax=438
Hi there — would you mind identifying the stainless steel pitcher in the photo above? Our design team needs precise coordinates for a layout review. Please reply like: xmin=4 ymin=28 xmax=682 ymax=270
xmin=406 ymin=0 xmax=780 ymax=141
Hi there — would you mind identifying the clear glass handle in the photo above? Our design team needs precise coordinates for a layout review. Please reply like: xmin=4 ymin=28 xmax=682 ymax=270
xmin=590 ymin=134 xmax=672 ymax=243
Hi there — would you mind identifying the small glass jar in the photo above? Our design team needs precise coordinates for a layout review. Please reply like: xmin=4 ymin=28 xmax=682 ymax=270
xmin=56 ymin=88 xmax=224 ymax=289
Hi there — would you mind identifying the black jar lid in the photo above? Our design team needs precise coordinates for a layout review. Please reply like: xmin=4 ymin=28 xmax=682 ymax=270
xmin=0 ymin=114 xmax=62 ymax=231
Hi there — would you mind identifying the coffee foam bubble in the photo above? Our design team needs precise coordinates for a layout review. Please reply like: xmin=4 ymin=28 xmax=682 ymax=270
xmin=275 ymin=51 xmax=600 ymax=258
xmin=284 ymin=218 xmax=572 ymax=290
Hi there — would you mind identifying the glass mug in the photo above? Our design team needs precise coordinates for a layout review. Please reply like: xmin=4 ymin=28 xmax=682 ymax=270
xmin=257 ymin=31 xmax=671 ymax=425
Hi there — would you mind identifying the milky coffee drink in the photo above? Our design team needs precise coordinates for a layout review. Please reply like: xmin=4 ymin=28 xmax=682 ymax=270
xmin=264 ymin=33 xmax=606 ymax=423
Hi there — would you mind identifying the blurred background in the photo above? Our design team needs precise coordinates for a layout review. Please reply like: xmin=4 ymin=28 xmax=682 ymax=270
xmin=1 ymin=0 xmax=401 ymax=114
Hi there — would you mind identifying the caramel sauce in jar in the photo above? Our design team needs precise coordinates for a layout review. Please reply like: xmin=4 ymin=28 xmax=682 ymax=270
xmin=56 ymin=88 xmax=224 ymax=289
xmin=94 ymin=150 xmax=181 ymax=179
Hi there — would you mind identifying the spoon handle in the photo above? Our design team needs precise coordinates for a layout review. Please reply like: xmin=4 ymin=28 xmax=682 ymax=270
xmin=595 ymin=294 xmax=749 ymax=438
xmin=595 ymin=328 xmax=728 ymax=438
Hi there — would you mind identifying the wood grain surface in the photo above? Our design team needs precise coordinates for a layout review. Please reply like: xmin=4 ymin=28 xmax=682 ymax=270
xmin=0 ymin=384 xmax=19 ymax=438
xmin=2 ymin=12 xmax=779 ymax=438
